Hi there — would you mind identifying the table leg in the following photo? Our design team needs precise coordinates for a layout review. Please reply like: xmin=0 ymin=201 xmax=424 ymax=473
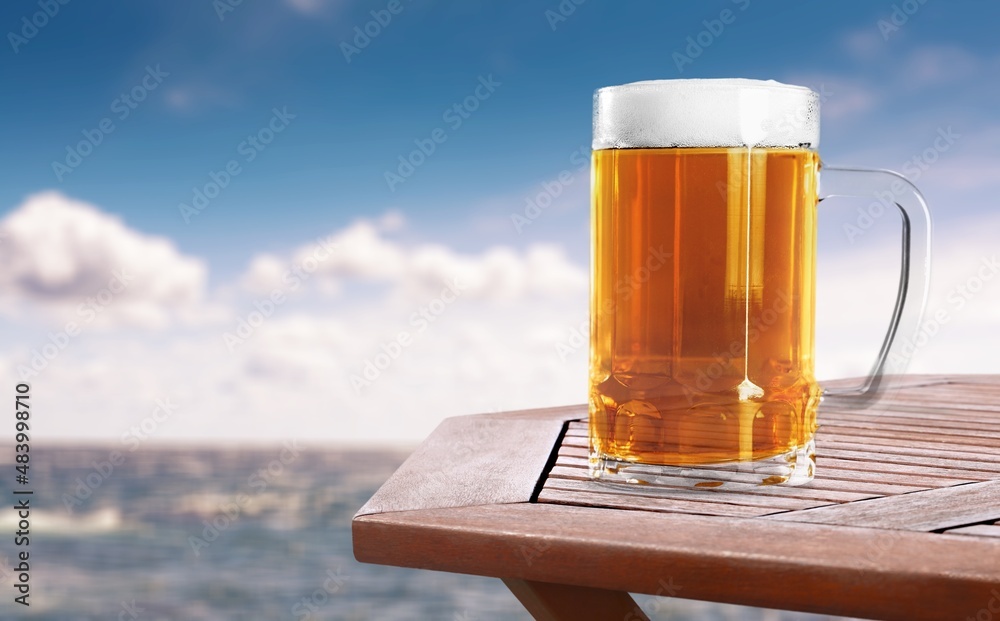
xmin=502 ymin=578 xmax=650 ymax=621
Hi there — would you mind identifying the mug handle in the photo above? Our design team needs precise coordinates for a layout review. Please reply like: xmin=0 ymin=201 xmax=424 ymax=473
xmin=818 ymin=167 xmax=932 ymax=407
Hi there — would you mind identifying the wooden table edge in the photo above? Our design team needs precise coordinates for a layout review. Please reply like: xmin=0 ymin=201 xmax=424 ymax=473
xmin=351 ymin=374 xmax=1000 ymax=620
xmin=355 ymin=406 xmax=583 ymax=518
xmin=353 ymin=502 xmax=1000 ymax=621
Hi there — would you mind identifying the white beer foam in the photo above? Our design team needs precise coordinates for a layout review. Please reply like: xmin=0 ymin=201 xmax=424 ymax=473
xmin=593 ymin=79 xmax=819 ymax=149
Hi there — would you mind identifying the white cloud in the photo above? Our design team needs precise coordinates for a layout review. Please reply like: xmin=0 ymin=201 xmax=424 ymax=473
xmin=840 ymin=28 xmax=884 ymax=61
xmin=1 ymin=196 xmax=588 ymax=443
xmin=5 ymin=194 xmax=998 ymax=444
xmin=15 ymin=298 xmax=588 ymax=445
xmin=376 ymin=209 xmax=406 ymax=232
xmin=900 ymin=45 xmax=981 ymax=90
xmin=788 ymin=43 xmax=999 ymax=128
xmin=0 ymin=192 xmax=210 ymax=329
xmin=816 ymin=211 xmax=1000 ymax=380
xmin=239 ymin=217 xmax=587 ymax=302
xmin=822 ymin=81 xmax=879 ymax=121
xmin=913 ymin=124 xmax=1000 ymax=192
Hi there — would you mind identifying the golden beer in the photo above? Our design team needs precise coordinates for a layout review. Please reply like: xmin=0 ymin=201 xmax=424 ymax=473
xmin=588 ymin=78 xmax=933 ymax=487
xmin=589 ymin=147 xmax=821 ymax=470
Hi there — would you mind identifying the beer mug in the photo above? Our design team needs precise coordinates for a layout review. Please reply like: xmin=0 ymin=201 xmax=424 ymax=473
xmin=589 ymin=79 xmax=930 ymax=486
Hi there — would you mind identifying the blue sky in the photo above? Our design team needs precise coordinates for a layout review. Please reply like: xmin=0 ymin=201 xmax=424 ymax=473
xmin=3 ymin=0 xmax=996 ymax=275
xmin=1 ymin=0 xmax=998 ymax=443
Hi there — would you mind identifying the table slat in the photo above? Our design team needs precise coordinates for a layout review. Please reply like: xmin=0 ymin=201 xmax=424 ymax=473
xmin=354 ymin=502 xmax=1000 ymax=621
xmin=765 ymin=480 xmax=1000 ymax=531
xmin=355 ymin=375 xmax=1000 ymax=621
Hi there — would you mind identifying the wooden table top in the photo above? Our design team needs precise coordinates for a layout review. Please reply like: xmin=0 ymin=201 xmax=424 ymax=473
xmin=353 ymin=375 xmax=1000 ymax=621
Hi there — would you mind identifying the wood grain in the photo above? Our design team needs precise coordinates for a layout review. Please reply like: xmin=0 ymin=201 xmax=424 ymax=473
xmin=353 ymin=375 xmax=1000 ymax=620
xmin=354 ymin=502 xmax=1000 ymax=621
xmin=765 ymin=480 xmax=1000 ymax=530
xmin=538 ymin=379 xmax=1000 ymax=523
xmin=502 ymin=579 xmax=650 ymax=621
xmin=355 ymin=406 xmax=578 ymax=517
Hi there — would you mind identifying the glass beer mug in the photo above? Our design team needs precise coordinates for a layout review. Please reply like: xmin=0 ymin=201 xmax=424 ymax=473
xmin=589 ymin=79 xmax=930 ymax=486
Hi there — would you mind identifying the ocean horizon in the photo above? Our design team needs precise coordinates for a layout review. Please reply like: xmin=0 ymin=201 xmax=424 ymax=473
xmin=2 ymin=444 xmax=861 ymax=620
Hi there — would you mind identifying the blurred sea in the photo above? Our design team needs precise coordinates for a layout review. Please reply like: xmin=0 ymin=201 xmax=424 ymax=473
xmin=0 ymin=445 xmax=860 ymax=620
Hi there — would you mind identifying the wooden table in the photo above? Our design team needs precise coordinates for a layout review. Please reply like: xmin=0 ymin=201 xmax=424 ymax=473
xmin=353 ymin=375 xmax=1000 ymax=620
